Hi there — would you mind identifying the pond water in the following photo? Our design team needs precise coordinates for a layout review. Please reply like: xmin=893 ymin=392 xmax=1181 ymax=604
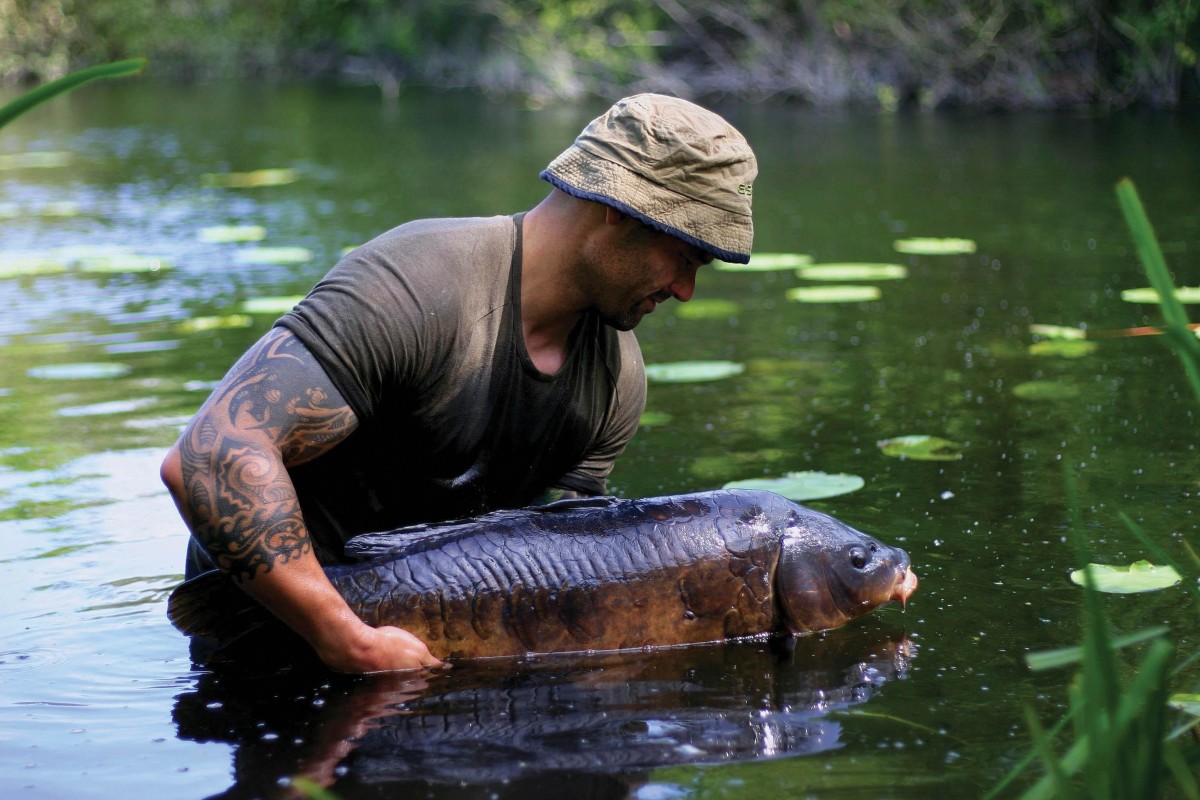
xmin=1 ymin=83 xmax=1197 ymax=799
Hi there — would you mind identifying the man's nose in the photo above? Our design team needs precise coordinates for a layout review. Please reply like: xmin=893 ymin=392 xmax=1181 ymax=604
xmin=670 ymin=266 xmax=698 ymax=302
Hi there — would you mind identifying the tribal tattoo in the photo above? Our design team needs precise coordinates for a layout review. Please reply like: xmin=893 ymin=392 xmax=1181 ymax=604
xmin=177 ymin=328 xmax=357 ymax=582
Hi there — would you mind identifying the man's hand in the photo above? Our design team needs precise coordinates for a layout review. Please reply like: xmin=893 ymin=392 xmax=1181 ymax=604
xmin=315 ymin=617 xmax=444 ymax=674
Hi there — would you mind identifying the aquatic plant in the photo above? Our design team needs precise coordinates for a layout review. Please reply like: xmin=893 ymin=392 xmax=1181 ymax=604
xmin=0 ymin=59 xmax=144 ymax=130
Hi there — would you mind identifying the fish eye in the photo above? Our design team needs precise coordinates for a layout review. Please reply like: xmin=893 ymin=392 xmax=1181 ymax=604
xmin=850 ymin=546 xmax=869 ymax=569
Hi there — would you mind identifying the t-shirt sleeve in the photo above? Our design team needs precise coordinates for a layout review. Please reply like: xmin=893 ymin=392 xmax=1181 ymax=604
xmin=554 ymin=330 xmax=647 ymax=496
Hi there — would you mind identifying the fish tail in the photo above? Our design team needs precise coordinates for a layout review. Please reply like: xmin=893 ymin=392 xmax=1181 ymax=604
xmin=166 ymin=569 xmax=274 ymax=645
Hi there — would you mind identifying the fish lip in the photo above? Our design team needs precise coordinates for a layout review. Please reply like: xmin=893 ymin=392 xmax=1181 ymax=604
xmin=892 ymin=567 xmax=919 ymax=608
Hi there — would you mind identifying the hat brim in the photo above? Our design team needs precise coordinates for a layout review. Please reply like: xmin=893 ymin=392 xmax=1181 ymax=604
xmin=541 ymin=148 xmax=752 ymax=264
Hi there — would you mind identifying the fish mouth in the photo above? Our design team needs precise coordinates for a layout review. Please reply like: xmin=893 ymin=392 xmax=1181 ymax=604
xmin=892 ymin=567 xmax=919 ymax=609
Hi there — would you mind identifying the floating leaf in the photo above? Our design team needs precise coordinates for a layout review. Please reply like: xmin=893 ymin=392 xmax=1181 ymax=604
xmin=723 ymin=470 xmax=865 ymax=501
xmin=786 ymin=285 xmax=882 ymax=304
xmin=715 ymin=252 xmax=812 ymax=272
xmin=77 ymin=254 xmax=168 ymax=274
xmin=26 ymin=363 xmax=132 ymax=380
xmin=878 ymin=435 xmax=964 ymax=461
xmin=1120 ymin=286 xmax=1200 ymax=304
xmin=0 ymin=255 xmax=70 ymax=279
xmin=202 ymin=168 xmax=300 ymax=189
xmin=198 ymin=225 xmax=267 ymax=243
xmin=35 ymin=201 xmax=81 ymax=217
xmin=1029 ymin=324 xmax=1087 ymax=340
xmin=644 ymin=360 xmax=745 ymax=383
xmin=674 ymin=299 xmax=741 ymax=320
xmin=1069 ymin=561 xmax=1182 ymax=594
xmin=1168 ymin=694 xmax=1200 ymax=717
xmin=0 ymin=151 xmax=72 ymax=170
xmin=233 ymin=247 xmax=313 ymax=265
xmin=1029 ymin=339 xmax=1099 ymax=358
xmin=1012 ymin=381 xmax=1081 ymax=401
xmin=638 ymin=410 xmax=673 ymax=427
xmin=893 ymin=237 xmax=977 ymax=255
xmin=240 ymin=295 xmax=306 ymax=315
xmin=798 ymin=263 xmax=908 ymax=281
xmin=175 ymin=314 xmax=255 ymax=333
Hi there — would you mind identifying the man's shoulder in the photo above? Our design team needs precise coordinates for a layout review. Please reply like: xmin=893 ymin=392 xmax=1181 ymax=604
xmin=363 ymin=215 xmax=515 ymax=257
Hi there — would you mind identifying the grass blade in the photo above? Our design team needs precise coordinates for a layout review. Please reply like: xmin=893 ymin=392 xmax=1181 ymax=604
xmin=0 ymin=59 xmax=146 ymax=130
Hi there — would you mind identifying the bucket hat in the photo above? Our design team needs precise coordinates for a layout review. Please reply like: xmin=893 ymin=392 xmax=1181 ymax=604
xmin=541 ymin=93 xmax=756 ymax=264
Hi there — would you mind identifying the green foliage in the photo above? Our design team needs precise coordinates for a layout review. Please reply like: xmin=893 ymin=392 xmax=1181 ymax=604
xmin=0 ymin=58 xmax=144 ymax=129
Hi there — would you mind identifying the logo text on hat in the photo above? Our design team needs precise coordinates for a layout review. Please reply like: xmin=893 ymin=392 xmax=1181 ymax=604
xmin=738 ymin=183 xmax=753 ymax=196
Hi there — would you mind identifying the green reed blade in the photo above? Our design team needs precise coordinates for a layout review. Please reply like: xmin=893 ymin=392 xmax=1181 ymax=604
xmin=0 ymin=59 xmax=146 ymax=130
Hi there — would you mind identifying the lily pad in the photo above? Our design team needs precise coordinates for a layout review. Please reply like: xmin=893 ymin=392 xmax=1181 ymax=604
xmin=786 ymin=285 xmax=882 ymax=304
xmin=1012 ymin=381 xmax=1081 ymax=401
xmin=644 ymin=361 xmax=745 ymax=383
xmin=0 ymin=255 xmax=70 ymax=279
xmin=26 ymin=363 xmax=132 ymax=380
xmin=175 ymin=314 xmax=256 ymax=333
xmin=715 ymin=253 xmax=813 ymax=272
xmin=201 ymin=168 xmax=300 ymax=188
xmin=893 ymin=237 xmax=977 ymax=255
xmin=1029 ymin=340 xmax=1099 ymax=358
xmin=878 ymin=435 xmax=964 ymax=461
xmin=1069 ymin=561 xmax=1182 ymax=594
xmin=674 ymin=299 xmax=741 ymax=320
xmin=35 ymin=201 xmax=82 ymax=217
xmin=0 ymin=151 xmax=72 ymax=170
xmin=233 ymin=247 xmax=313 ymax=265
xmin=723 ymin=470 xmax=865 ymax=501
xmin=1168 ymin=694 xmax=1200 ymax=717
xmin=1029 ymin=324 xmax=1087 ymax=340
xmin=241 ymin=295 xmax=306 ymax=315
xmin=77 ymin=254 xmax=168 ymax=274
xmin=1120 ymin=286 xmax=1200 ymax=304
xmin=638 ymin=410 xmax=674 ymax=427
xmin=798 ymin=263 xmax=908 ymax=281
xmin=198 ymin=225 xmax=267 ymax=243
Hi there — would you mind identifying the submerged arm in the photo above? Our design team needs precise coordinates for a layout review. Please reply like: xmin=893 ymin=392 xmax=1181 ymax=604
xmin=161 ymin=326 xmax=439 ymax=672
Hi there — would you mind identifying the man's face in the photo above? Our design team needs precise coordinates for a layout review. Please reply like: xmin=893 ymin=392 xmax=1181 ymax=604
xmin=579 ymin=221 xmax=712 ymax=332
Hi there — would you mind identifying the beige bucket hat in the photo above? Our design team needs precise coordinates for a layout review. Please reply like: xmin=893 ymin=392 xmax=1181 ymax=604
xmin=541 ymin=93 xmax=757 ymax=264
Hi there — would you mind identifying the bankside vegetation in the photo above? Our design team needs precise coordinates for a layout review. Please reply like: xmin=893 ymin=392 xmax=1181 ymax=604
xmin=1 ymin=0 xmax=1196 ymax=108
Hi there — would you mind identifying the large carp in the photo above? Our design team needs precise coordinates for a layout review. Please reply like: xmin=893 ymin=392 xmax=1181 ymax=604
xmin=168 ymin=489 xmax=918 ymax=661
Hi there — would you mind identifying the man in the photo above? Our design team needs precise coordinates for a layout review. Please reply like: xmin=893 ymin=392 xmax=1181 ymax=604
xmin=160 ymin=93 xmax=757 ymax=672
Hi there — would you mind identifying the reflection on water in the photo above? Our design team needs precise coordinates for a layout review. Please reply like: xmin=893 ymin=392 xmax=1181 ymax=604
xmin=172 ymin=627 xmax=914 ymax=798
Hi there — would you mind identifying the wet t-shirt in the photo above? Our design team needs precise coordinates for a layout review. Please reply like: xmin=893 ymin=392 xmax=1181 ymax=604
xmin=275 ymin=215 xmax=646 ymax=562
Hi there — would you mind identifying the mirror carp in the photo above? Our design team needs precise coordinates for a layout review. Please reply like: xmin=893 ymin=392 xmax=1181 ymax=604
xmin=168 ymin=489 xmax=918 ymax=662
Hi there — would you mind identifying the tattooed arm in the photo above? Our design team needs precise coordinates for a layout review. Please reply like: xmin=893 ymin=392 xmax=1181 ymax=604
xmin=160 ymin=327 xmax=440 ymax=673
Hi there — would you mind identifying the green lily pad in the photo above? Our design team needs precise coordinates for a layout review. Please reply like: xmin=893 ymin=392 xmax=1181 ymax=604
xmin=893 ymin=237 xmax=977 ymax=255
xmin=35 ymin=201 xmax=81 ymax=217
xmin=714 ymin=253 xmax=813 ymax=272
xmin=233 ymin=247 xmax=313 ymax=265
xmin=786 ymin=285 xmax=882 ymax=304
xmin=26 ymin=363 xmax=132 ymax=380
xmin=644 ymin=361 xmax=745 ymax=383
xmin=240 ymin=295 xmax=306 ymax=315
xmin=723 ymin=470 xmax=865 ymax=501
xmin=1029 ymin=324 xmax=1087 ymax=340
xmin=878 ymin=435 xmax=964 ymax=461
xmin=201 ymin=168 xmax=300 ymax=188
xmin=1168 ymin=694 xmax=1200 ymax=717
xmin=638 ymin=410 xmax=674 ymax=427
xmin=77 ymin=254 xmax=168 ymax=274
xmin=1120 ymin=286 xmax=1200 ymax=304
xmin=0 ymin=151 xmax=72 ymax=170
xmin=1029 ymin=339 xmax=1099 ymax=358
xmin=175 ymin=314 xmax=256 ymax=333
xmin=0 ymin=255 xmax=70 ymax=279
xmin=674 ymin=299 xmax=741 ymax=320
xmin=1069 ymin=561 xmax=1182 ymax=593
xmin=198 ymin=225 xmax=267 ymax=243
xmin=1012 ymin=381 xmax=1081 ymax=401
xmin=798 ymin=264 xmax=908 ymax=281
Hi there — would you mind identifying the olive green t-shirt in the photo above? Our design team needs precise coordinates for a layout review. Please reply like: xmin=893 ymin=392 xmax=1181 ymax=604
xmin=275 ymin=215 xmax=646 ymax=561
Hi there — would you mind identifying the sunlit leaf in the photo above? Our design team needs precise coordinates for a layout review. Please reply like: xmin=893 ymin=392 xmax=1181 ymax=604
xmin=198 ymin=225 xmax=267 ymax=243
xmin=1120 ymin=286 xmax=1200 ymax=304
xmin=714 ymin=252 xmax=812 ymax=271
xmin=35 ymin=201 xmax=81 ymax=217
xmin=1029 ymin=324 xmax=1087 ymax=340
xmin=175 ymin=314 xmax=255 ymax=333
xmin=240 ymin=295 xmax=306 ymax=315
xmin=0 ymin=255 xmax=70 ymax=279
xmin=1012 ymin=381 xmax=1081 ymax=400
xmin=1069 ymin=561 xmax=1182 ymax=593
xmin=638 ymin=410 xmax=673 ymax=427
xmin=1168 ymin=694 xmax=1200 ymax=717
xmin=798 ymin=263 xmax=908 ymax=281
xmin=786 ymin=285 xmax=882 ymax=303
xmin=674 ymin=299 xmax=741 ymax=320
xmin=878 ymin=435 xmax=964 ymax=461
xmin=77 ymin=254 xmax=168 ymax=274
xmin=201 ymin=168 xmax=300 ymax=188
xmin=0 ymin=151 xmax=72 ymax=170
xmin=644 ymin=360 xmax=745 ymax=383
xmin=723 ymin=470 xmax=865 ymax=501
xmin=233 ymin=247 xmax=313 ymax=265
xmin=1029 ymin=339 xmax=1099 ymax=358
xmin=26 ymin=363 xmax=132 ymax=380
xmin=893 ymin=237 xmax=977 ymax=255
